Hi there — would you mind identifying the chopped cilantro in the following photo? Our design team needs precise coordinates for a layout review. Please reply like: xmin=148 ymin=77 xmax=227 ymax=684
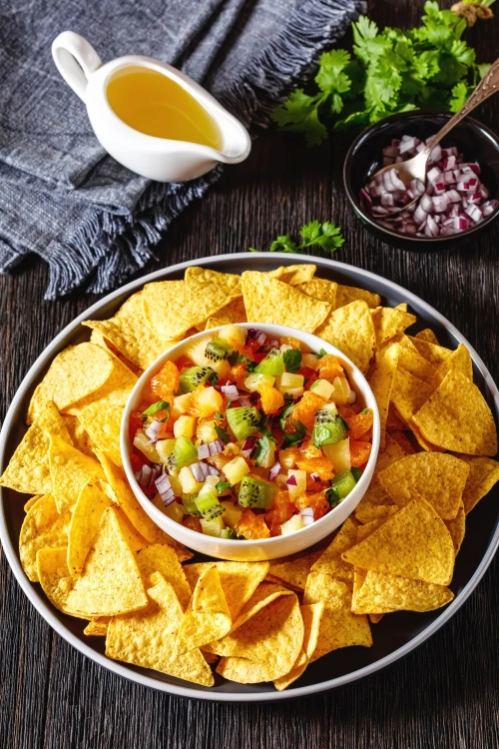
xmin=282 ymin=421 xmax=307 ymax=448
xmin=279 ymin=401 xmax=295 ymax=432
xmin=215 ymin=411 xmax=224 ymax=421
xmin=325 ymin=486 xmax=342 ymax=508
xmin=283 ymin=348 xmax=302 ymax=373
xmin=214 ymin=424 xmax=230 ymax=443
xmin=253 ymin=436 xmax=272 ymax=467
xmin=216 ymin=481 xmax=231 ymax=494
xmin=251 ymin=220 xmax=344 ymax=255
xmin=317 ymin=348 xmax=328 ymax=358
xmin=142 ymin=401 xmax=170 ymax=420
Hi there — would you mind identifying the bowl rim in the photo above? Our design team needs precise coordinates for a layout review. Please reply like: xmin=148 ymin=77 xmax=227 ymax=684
xmin=343 ymin=109 xmax=499 ymax=243
xmin=120 ymin=321 xmax=381 ymax=556
xmin=2 ymin=252 xmax=499 ymax=702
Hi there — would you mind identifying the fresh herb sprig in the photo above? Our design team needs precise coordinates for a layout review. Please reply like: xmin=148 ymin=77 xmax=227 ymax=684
xmin=250 ymin=220 xmax=344 ymax=254
xmin=272 ymin=1 xmax=494 ymax=147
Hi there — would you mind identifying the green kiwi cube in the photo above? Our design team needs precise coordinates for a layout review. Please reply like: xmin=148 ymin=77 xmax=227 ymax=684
xmin=226 ymin=406 xmax=261 ymax=440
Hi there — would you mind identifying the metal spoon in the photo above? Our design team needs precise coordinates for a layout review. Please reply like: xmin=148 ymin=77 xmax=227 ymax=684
xmin=371 ymin=55 xmax=499 ymax=214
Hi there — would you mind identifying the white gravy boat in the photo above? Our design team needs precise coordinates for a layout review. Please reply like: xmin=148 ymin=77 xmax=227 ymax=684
xmin=51 ymin=31 xmax=251 ymax=182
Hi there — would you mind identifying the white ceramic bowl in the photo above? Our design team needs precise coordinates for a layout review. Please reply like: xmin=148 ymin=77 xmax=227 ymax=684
xmin=121 ymin=323 xmax=380 ymax=561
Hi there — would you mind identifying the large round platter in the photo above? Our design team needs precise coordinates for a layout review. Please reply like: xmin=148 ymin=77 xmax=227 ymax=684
xmin=1 ymin=252 xmax=498 ymax=702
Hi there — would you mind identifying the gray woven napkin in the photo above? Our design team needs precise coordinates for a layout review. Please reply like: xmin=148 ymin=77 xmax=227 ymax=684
xmin=0 ymin=0 xmax=364 ymax=299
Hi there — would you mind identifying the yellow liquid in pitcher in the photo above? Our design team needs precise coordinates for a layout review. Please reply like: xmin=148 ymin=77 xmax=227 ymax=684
xmin=106 ymin=68 xmax=222 ymax=148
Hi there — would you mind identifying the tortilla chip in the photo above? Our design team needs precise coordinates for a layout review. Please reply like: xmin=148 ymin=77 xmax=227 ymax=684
xmin=299 ymin=278 xmax=338 ymax=307
xmin=458 ymin=456 xmax=499 ymax=514
xmin=353 ymin=435 xmax=405 ymax=514
xmin=444 ymin=501 xmax=466 ymax=555
xmin=386 ymin=403 xmax=407 ymax=430
xmin=387 ymin=429 xmax=417 ymax=454
xmin=391 ymin=367 xmax=434 ymax=423
xmin=369 ymin=613 xmax=385 ymax=624
xmin=355 ymin=504 xmax=399 ymax=525
xmin=48 ymin=435 xmax=105 ymax=513
xmin=106 ymin=572 xmax=214 ymax=686
xmin=335 ymin=284 xmax=381 ymax=309
xmin=83 ymin=618 xmax=111 ymax=636
xmin=310 ymin=517 xmax=359 ymax=584
xmin=78 ymin=400 xmax=129 ymax=468
xmin=274 ymin=602 xmax=324 ymax=690
xmin=185 ymin=266 xmax=242 ymax=296
xmin=112 ymin=507 xmax=149 ymax=552
xmin=267 ymin=264 xmax=317 ymax=286
xmin=27 ymin=344 xmax=118 ymax=423
xmin=434 ymin=342 xmax=473 ymax=385
xmin=62 ymin=415 xmax=95 ymax=457
xmin=205 ymin=296 xmax=247 ymax=329
xmin=267 ymin=550 xmax=323 ymax=592
xmin=183 ymin=561 xmax=269 ymax=621
xmin=368 ymin=343 xmax=398 ymax=449
xmin=342 ymin=498 xmax=455 ymax=585
xmin=37 ymin=548 xmax=86 ymax=617
xmin=19 ymin=493 xmax=71 ymax=581
xmin=378 ymin=453 xmax=470 ymax=520
xmin=351 ymin=568 xmax=454 ymax=614
xmin=356 ymin=517 xmax=386 ymax=542
xmin=315 ymin=300 xmax=376 ymax=374
xmin=408 ymin=337 xmax=452 ymax=369
xmin=412 ymin=370 xmax=498 ymax=456
xmin=65 ymin=507 xmax=148 ymax=617
xmin=176 ymin=566 xmax=232 ymax=654
xmin=83 ymin=291 xmax=179 ymax=370
xmin=24 ymin=495 xmax=41 ymax=512
xmin=396 ymin=343 xmax=437 ymax=383
xmin=241 ymin=271 xmax=330 ymax=333
xmin=142 ymin=278 xmax=239 ymax=340
xmin=227 ymin=582 xmax=294 ymax=633
xmin=371 ymin=307 xmax=416 ymax=347
xmin=415 ymin=329 xmax=440 ymax=344
xmin=65 ymin=356 xmax=137 ymax=416
xmin=214 ymin=594 xmax=303 ymax=682
xmin=68 ymin=482 xmax=113 ymax=576
xmin=135 ymin=543 xmax=191 ymax=610
xmin=0 ymin=401 xmax=72 ymax=495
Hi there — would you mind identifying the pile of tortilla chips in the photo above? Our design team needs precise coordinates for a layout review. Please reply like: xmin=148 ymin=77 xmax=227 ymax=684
xmin=2 ymin=263 xmax=499 ymax=690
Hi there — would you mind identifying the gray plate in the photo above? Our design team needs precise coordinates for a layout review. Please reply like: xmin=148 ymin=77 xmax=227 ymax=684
xmin=1 ymin=253 xmax=499 ymax=702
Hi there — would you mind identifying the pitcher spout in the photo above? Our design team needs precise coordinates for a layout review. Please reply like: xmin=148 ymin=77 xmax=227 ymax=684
xmin=213 ymin=111 xmax=252 ymax=165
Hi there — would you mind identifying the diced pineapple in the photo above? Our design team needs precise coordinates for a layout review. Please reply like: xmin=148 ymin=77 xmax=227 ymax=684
xmin=257 ymin=440 xmax=276 ymax=469
xmin=178 ymin=466 xmax=204 ymax=495
xmin=155 ymin=438 xmax=177 ymax=465
xmin=302 ymin=353 xmax=319 ymax=369
xmin=276 ymin=373 xmax=305 ymax=390
xmin=133 ymin=430 xmax=161 ymax=463
xmin=222 ymin=456 xmax=250 ymax=485
xmin=172 ymin=393 xmax=193 ymax=418
xmin=310 ymin=379 xmax=334 ymax=400
xmin=287 ymin=469 xmax=307 ymax=501
xmin=182 ymin=338 xmax=231 ymax=375
xmin=173 ymin=415 xmax=196 ymax=439
xmin=196 ymin=420 xmax=219 ymax=443
xmin=243 ymin=373 xmax=275 ymax=392
xmin=195 ymin=386 xmax=223 ymax=418
xmin=169 ymin=474 xmax=183 ymax=497
xmin=281 ymin=514 xmax=304 ymax=535
xmin=280 ymin=448 xmax=298 ymax=469
xmin=150 ymin=495 xmax=185 ymax=522
xmin=204 ymin=475 xmax=220 ymax=489
xmin=218 ymin=324 xmax=246 ymax=346
xmin=200 ymin=516 xmax=226 ymax=537
xmin=331 ymin=376 xmax=351 ymax=405
xmin=198 ymin=480 xmax=219 ymax=497
xmin=322 ymin=439 xmax=351 ymax=472
xmin=221 ymin=500 xmax=244 ymax=528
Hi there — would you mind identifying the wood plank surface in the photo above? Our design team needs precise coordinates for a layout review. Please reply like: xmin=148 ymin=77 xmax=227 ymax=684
xmin=2 ymin=1 xmax=499 ymax=746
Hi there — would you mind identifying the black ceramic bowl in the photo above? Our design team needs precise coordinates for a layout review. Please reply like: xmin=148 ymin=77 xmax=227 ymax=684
xmin=343 ymin=110 xmax=499 ymax=252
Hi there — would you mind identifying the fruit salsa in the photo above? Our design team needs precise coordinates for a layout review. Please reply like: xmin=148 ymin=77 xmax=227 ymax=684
xmin=129 ymin=324 xmax=373 ymax=540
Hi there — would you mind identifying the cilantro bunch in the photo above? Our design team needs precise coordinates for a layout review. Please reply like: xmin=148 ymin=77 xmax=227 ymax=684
xmin=250 ymin=220 xmax=344 ymax=254
xmin=272 ymin=1 xmax=493 ymax=146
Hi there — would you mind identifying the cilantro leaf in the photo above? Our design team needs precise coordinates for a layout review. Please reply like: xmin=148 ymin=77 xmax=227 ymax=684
xmin=214 ymin=424 xmax=230 ymax=444
xmin=282 ymin=422 xmax=307 ymax=448
xmin=283 ymin=348 xmax=302 ymax=373
xmin=253 ymin=436 xmax=271 ymax=467
xmin=216 ymin=481 xmax=231 ymax=494
xmin=449 ymin=81 xmax=470 ymax=111
xmin=279 ymin=401 xmax=295 ymax=432
xmin=269 ymin=234 xmax=300 ymax=253
xmin=300 ymin=221 xmax=345 ymax=252
xmin=142 ymin=401 xmax=170 ymax=420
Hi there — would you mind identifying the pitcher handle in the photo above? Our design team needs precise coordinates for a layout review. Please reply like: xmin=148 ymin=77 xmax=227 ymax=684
xmin=52 ymin=31 xmax=102 ymax=102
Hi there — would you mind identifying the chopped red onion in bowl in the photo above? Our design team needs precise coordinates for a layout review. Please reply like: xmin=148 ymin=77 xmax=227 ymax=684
xmin=360 ymin=135 xmax=499 ymax=238
xmin=197 ymin=439 xmax=224 ymax=460
xmin=155 ymin=472 xmax=176 ymax=506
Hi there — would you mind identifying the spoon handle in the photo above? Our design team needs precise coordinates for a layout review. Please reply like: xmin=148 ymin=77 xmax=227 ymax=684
xmin=426 ymin=56 xmax=499 ymax=153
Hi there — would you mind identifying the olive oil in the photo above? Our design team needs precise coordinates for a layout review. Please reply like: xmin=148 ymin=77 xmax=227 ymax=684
xmin=106 ymin=68 xmax=222 ymax=148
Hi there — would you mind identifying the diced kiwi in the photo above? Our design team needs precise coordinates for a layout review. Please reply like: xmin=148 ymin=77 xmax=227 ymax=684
xmin=238 ymin=476 xmax=274 ymax=509
xmin=312 ymin=407 xmax=348 ymax=447
xmin=194 ymin=492 xmax=224 ymax=520
xmin=167 ymin=437 xmax=198 ymax=471
xmin=182 ymin=495 xmax=201 ymax=516
xmin=226 ymin=406 xmax=261 ymax=440
xmin=330 ymin=469 xmax=357 ymax=499
xmin=204 ymin=337 xmax=233 ymax=363
xmin=255 ymin=348 xmax=285 ymax=376
xmin=179 ymin=366 xmax=217 ymax=393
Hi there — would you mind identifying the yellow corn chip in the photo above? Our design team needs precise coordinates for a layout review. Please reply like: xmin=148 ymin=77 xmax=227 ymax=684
xmin=356 ymin=517 xmax=386 ymax=542
xmin=351 ymin=568 xmax=454 ymax=614
xmin=19 ymin=493 xmax=71 ymax=581
xmin=369 ymin=613 xmax=386 ymax=624
xmin=408 ymin=337 xmax=452 ymax=368
xmin=65 ymin=507 xmax=148 ymax=617
xmin=142 ymin=278 xmax=239 ymax=340
xmin=412 ymin=370 xmax=498 ymax=456
xmin=106 ymin=572 xmax=214 ymax=686
xmin=183 ymin=561 xmax=269 ymax=620
xmin=24 ymin=495 xmax=41 ymax=512
xmin=78 ymin=399 xmax=130 ymax=468
xmin=396 ymin=343 xmax=437 ymax=383
xmin=37 ymin=547 xmax=86 ymax=617
xmin=176 ymin=566 xmax=232 ymax=654
xmin=315 ymin=300 xmax=376 ymax=374
xmin=342 ymin=498 xmax=455 ymax=585
xmin=83 ymin=291 xmax=179 ymax=370
xmin=444 ymin=501 xmax=466 ymax=555
xmin=83 ymin=617 xmax=111 ymax=636
xmin=391 ymin=367 xmax=434 ymax=423
xmin=227 ymin=582 xmax=294 ymax=633
xmin=205 ymin=296 xmax=247 ymax=329
xmin=367 ymin=343 xmax=398 ymax=449
xmin=388 ymin=429 xmax=417 ymax=454
xmin=0 ymin=401 xmax=72 ymax=495
xmin=65 ymin=356 xmax=137 ymax=416
xmin=49 ymin=435 xmax=105 ymax=513
xmin=135 ymin=543 xmax=191 ymax=610
xmin=267 ymin=264 xmax=317 ymax=286
xmin=415 ymin=329 xmax=440 ymax=344
xmin=458 ymin=456 xmax=499 ymax=514
xmin=185 ymin=266 xmax=242 ymax=296
xmin=310 ymin=517 xmax=359 ymax=584
xmin=267 ymin=550 xmax=323 ymax=591
xmin=335 ymin=284 xmax=381 ymax=309
xmin=371 ymin=306 xmax=416 ymax=347
xmin=214 ymin=594 xmax=303 ymax=682
xmin=62 ymin=415 xmax=95 ymax=457
xmin=68 ymin=482 xmax=113 ymax=576
xmin=378 ymin=453 xmax=470 ymax=520
xmin=299 ymin=278 xmax=338 ymax=307
xmin=241 ymin=271 xmax=330 ymax=333
xmin=386 ymin=404 xmax=408 ymax=430
xmin=27 ymin=343 xmax=118 ymax=423
xmin=274 ymin=602 xmax=324 ymax=691
xmin=434 ymin=342 xmax=473 ymax=385
xmin=355 ymin=504 xmax=399 ymax=525
xmin=353 ymin=434 xmax=405 ymax=515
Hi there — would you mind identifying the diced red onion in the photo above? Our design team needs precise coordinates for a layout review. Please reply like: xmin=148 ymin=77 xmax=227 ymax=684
xmin=483 ymin=200 xmax=499 ymax=216
xmin=197 ymin=439 xmax=224 ymax=460
xmin=240 ymin=436 xmax=258 ymax=458
xmin=190 ymin=462 xmax=220 ymax=482
xmin=300 ymin=507 xmax=315 ymax=526
xmin=286 ymin=475 xmax=297 ymax=487
xmin=269 ymin=463 xmax=281 ymax=481
xmin=465 ymin=204 xmax=483 ymax=223
xmin=425 ymin=214 xmax=439 ymax=237
xmin=145 ymin=419 xmax=163 ymax=444
xmin=427 ymin=166 xmax=441 ymax=183
xmin=247 ymin=329 xmax=266 ymax=345
xmin=383 ymin=145 xmax=399 ymax=158
xmin=310 ymin=472 xmax=321 ymax=482
xmin=461 ymin=162 xmax=481 ymax=175
xmin=429 ymin=144 xmax=442 ymax=163
xmin=155 ymin=472 xmax=175 ymax=506
xmin=433 ymin=194 xmax=449 ymax=213
xmin=135 ymin=463 xmax=162 ymax=489
xmin=221 ymin=384 xmax=239 ymax=401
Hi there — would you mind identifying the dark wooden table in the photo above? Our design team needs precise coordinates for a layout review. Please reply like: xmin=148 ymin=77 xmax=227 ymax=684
xmin=2 ymin=1 xmax=499 ymax=746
